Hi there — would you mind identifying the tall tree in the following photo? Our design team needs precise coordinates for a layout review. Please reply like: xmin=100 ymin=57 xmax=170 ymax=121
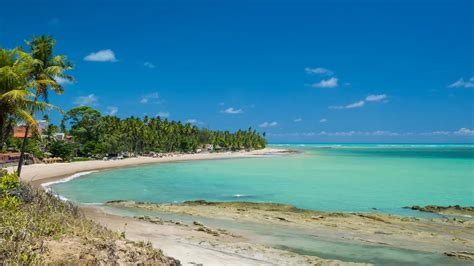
xmin=0 ymin=48 xmax=51 ymax=151
xmin=17 ymin=36 xmax=73 ymax=176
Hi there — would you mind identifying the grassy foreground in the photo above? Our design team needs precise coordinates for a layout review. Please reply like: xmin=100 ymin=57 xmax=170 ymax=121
xmin=0 ymin=171 xmax=180 ymax=265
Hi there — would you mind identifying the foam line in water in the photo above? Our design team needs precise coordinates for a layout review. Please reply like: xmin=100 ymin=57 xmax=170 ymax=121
xmin=41 ymin=171 xmax=98 ymax=201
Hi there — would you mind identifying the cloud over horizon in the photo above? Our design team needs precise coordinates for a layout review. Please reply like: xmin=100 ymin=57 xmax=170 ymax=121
xmin=268 ymin=128 xmax=474 ymax=138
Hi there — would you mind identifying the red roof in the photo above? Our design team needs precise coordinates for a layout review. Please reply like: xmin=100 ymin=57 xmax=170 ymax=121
xmin=13 ymin=127 xmax=32 ymax=138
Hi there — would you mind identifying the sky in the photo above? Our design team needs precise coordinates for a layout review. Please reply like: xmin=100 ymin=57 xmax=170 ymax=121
xmin=1 ymin=0 xmax=473 ymax=143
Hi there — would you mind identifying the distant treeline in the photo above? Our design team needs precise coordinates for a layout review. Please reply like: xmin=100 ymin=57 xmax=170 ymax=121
xmin=18 ymin=106 xmax=266 ymax=160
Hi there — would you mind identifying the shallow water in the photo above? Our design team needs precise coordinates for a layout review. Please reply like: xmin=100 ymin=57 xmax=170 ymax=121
xmin=51 ymin=144 xmax=474 ymax=215
xmin=102 ymin=205 xmax=472 ymax=265
xmin=49 ymin=144 xmax=474 ymax=265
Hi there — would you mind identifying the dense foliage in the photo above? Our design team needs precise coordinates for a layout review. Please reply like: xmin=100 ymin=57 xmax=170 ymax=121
xmin=58 ymin=106 xmax=266 ymax=158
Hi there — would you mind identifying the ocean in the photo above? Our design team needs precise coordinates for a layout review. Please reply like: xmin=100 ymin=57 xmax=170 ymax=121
xmin=47 ymin=143 xmax=474 ymax=265
xmin=50 ymin=144 xmax=474 ymax=216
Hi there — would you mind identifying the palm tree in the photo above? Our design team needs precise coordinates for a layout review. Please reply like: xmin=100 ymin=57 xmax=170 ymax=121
xmin=0 ymin=48 xmax=52 ymax=150
xmin=17 ymin=36 xmax=73 ymax=176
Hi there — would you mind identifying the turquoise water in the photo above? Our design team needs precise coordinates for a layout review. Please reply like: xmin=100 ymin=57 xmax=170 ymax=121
xmin=51 ymin=144 xmax=474 ymax=214
xmin=49 ymin=144 xmax=474 ymax=265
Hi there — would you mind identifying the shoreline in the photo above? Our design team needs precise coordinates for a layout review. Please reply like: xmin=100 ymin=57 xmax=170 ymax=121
xmin=6 ymin=147 xmax=473 ymax=264
xmin=4 ymin=148 xmax=294 ymax=187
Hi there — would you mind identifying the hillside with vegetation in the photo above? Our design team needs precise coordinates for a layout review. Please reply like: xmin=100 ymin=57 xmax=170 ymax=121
xmin=0 ymin=171 xmax=180 ymax=264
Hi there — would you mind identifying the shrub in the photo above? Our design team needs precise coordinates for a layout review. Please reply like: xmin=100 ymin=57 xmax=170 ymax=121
xmin=0 ymin=172 xmax=21 ymax=196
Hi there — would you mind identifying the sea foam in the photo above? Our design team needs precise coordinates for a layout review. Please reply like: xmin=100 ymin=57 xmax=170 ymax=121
xmin=41 ymin=171 xmax=98 ymax=201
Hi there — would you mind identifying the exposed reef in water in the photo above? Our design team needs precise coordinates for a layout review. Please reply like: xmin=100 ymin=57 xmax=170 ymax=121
xmin=105 ymin=200 xmax=474 ymax=262
xmin=405 ymin=205 xmax=474 ymax=217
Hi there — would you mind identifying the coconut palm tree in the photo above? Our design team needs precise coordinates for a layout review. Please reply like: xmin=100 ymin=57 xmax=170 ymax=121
xmin=17 ymin=36 xmax=73 ymax=176
xmin=0 ymin=48 xmax=52 ymax=150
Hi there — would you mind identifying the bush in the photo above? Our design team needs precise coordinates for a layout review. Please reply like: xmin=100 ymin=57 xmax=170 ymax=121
xmin=48 ymin=141 xmax=76 ymax=161
xmin=0 ymin=173 xmax=178 ymax=265
xmin=0 ymin=172 xmax=21 ymax=196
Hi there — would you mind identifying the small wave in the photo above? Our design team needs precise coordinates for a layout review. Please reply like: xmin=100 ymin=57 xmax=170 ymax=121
xmin=41 ymin=171 xmax=98 ymax=189
xmin=41 ymin=171 xmax=98 ymax=200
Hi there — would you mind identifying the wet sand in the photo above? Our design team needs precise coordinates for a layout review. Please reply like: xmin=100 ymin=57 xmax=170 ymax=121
xmin=82 ymin=200 xmax=474 ymax=265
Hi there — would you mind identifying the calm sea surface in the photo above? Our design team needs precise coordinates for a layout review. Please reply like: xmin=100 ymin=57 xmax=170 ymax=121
xmin=49 ymin=144 xmax=474 ymax=265
xmin=51 ymin=144 xmax=474 ymax=215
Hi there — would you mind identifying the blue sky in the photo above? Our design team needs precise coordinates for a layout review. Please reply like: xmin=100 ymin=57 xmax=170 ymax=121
xmin=1 ymin=0 xmax=473 ymax=143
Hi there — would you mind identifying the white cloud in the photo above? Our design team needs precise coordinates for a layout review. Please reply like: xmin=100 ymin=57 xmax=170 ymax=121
xmin=455 ymin=128 xmax=474 ymax=136
xmin=144 ymin=62 xmax=155 ymax=68
xmin=259 ymin=121 xmax=278 ymax=128
xmin=269 ymin=128 xmax=474 ymax=138
xmin=269 ymin=130 xmax=400 ymax=137
xmin=305 ymin=67 xmax=333 ymax=76
xmin=365 ymin=94 xmax=387 ymax=102
xmin=55 ymin=76 xmax=73 ymax=85
xmin=311 ymin=77 xmax=338 ymax=88
xmin=106 ymin=106 xmax=118 ymax=116
xmin=157 ymin=111 xmax=170 ymax=118
xmin=346 ymin=101 xmax=365 ymax=109
xmin=330 ymin=94 xmax=388 ymax=110
xmin=186 ymin=119 xmax=203 ymax=125
xmin=222 ymin=107 xmax=243 ymax=114
xmin=140 ymin=92 xmax=161 ymax=104
xmin=448 ymin=77 xmax=474 ymax=88
xmin=319 ymin=118 xmax=327 ymax=123
xmin=74 ymin=94 xmax=98 ymax=106
xmin=421 ymin=131 xmax=450 ymax=136
xmin=294 ymin=118 xmax=303 ymax=122
xmin=84 ymin=49 xmax=117 ymax=62
xmin=330 ymin=100 xmax=365 ymax=109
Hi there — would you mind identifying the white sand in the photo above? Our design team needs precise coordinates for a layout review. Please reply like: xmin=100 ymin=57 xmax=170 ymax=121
xmin=6 ymin=148 xmax=289 ymax=184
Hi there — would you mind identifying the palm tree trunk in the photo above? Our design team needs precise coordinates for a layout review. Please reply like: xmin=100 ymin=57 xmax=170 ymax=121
xmin=16 ymin=124 xmax=30 ymax=176
xmin=0 ymin=114 xmax=6 ymax=151
xmin=17 ymin=95 xmax=38 ymax=176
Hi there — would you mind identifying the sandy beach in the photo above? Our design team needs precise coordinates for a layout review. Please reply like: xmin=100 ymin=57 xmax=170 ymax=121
xmin=7 ymin=148 xmax=291 ymax=185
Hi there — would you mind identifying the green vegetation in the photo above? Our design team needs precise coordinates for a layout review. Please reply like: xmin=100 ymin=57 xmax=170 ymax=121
xmin=0 ymin=172 xmax=179 ymax=264
xmin=56 ymin=106 xmax=266 ymax=158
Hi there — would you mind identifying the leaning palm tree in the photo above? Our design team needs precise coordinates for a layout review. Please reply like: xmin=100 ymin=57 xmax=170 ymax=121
xmin=16 ymin=36 xmax=74 ymax=176
xmin=0 ymin=48 xmax=52 ymax=151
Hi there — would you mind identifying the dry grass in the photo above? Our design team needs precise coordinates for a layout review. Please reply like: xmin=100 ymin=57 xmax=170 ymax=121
xmin=0 ymin=173 xmax=180 ymax=265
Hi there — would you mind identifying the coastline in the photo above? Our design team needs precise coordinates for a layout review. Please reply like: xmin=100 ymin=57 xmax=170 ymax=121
xmin=6 ymin=147 xmax=473 ymax=265
xmin=5 ymin=148 xmax=293 ymax=186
